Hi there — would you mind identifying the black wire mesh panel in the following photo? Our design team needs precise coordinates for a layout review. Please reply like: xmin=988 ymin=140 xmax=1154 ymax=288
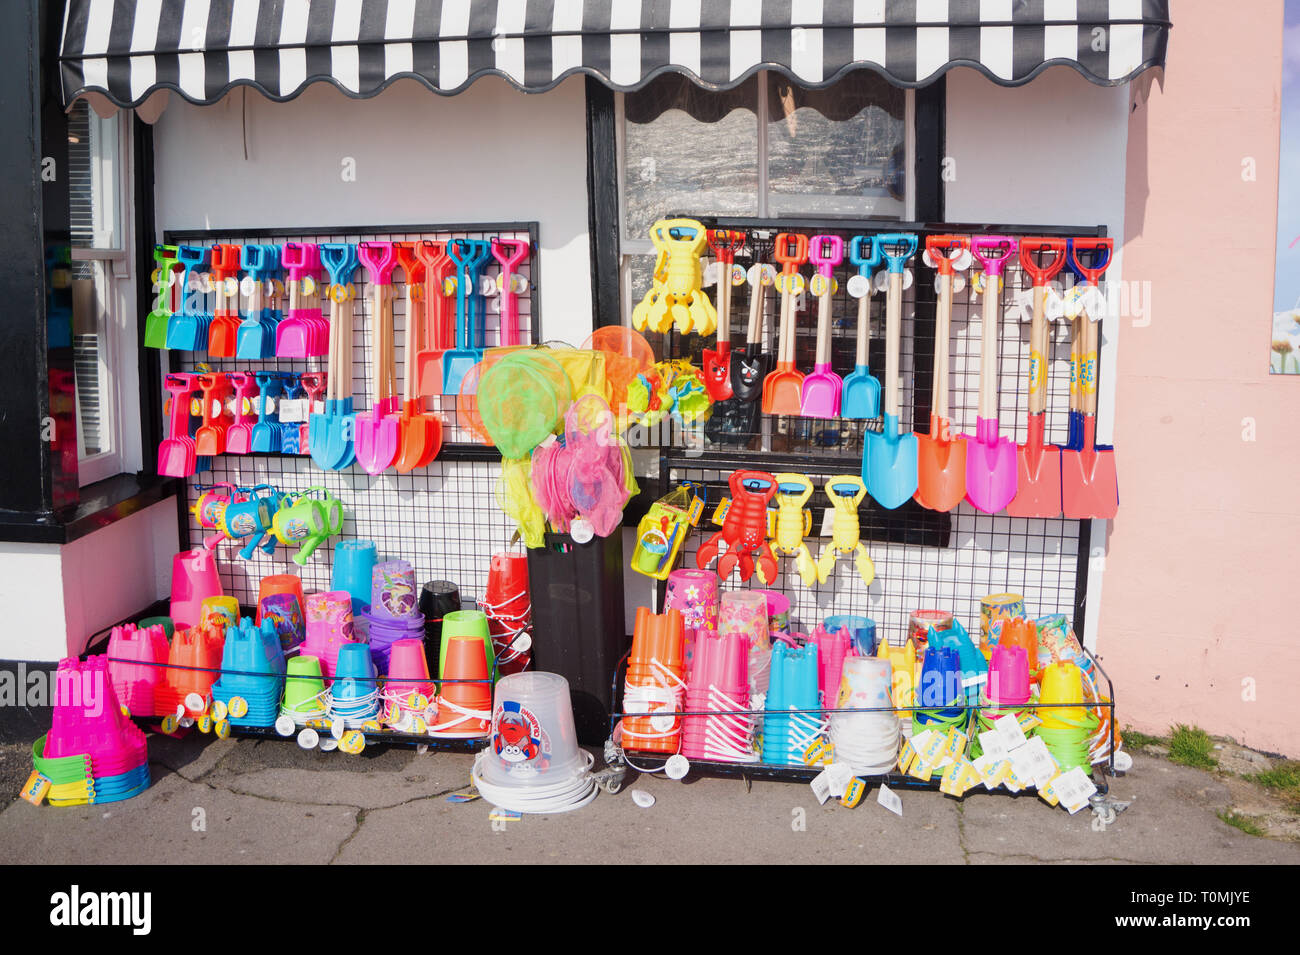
xmin=646 ymin=217 xmax=1102 ymax=642
xmin=163 ymin=223 xmax=538 ymax=448
xmin=163 ymin=223 xmax=538 ymax=608
xmin=186 ymin=454 xmax=519 ymax=611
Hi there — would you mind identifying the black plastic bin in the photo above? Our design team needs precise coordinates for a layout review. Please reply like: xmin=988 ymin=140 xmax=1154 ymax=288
xmin=526 ymin=531 xmax=628 ymax=744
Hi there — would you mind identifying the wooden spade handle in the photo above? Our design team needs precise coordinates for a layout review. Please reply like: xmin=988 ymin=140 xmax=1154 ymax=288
xmin=747 ymin=270 xmax=767 ymax=346
xmin=885 ymin=271 xmax=903 ymax=418
xmin=978 ymin=276 xmax=1000 ymax=419
xmin=815 ymin=278 xmax=833 ymax=366
xmin=715 ymin=262 xmax=730 ymax=345
xmin=1082 ymin=308 xmax=1099 ymax=416
xmin=1028 ymin=283 xmax=1049 ymax=415
xmin=934 ymin=272 xmax=953 ymax=421
xmin=855 ymin=293 xmax=870 ymax=369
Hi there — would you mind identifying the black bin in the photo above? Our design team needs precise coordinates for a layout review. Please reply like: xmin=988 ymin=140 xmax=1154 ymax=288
xmin=526 ymin=531 xmax=628 ymax=745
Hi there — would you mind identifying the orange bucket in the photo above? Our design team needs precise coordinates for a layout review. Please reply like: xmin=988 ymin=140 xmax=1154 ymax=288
xmin=433 ymin=634 xmax=492 ymax=736
xmin=154 ymin=624 xmax=224 ymax=717
xmin=622 ymin=607 xmax=685 ymax=753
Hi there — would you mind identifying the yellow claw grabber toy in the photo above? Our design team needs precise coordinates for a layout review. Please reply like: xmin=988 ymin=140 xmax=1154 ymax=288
xmin=816 ymin=475 xmax=876 ymax=586
xmin=758 ymin=473 xmax=819 ymax=587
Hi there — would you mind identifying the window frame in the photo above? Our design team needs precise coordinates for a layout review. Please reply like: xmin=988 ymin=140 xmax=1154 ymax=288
xmin=69 ymin=107 xmax=141 ymax=487
xmin=613 ymin=71 xmax=917 ymax=324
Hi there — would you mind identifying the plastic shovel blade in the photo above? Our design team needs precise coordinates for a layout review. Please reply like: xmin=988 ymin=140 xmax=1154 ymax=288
xmin=276 ymin=318 xmax=311 ymax=358
xmin=325 ymin=410 xmax=357 ymax=471
xmin=250 ymin=422 xmax=279 ymax=454
xmin=861 ymin=413 xmax=918 ymax=509
xmin=165 ymin=314 xmax=199 ymax=351
xmin=729 ymin=345 xmax=772 ymax=404
xmin=914 ymin=416 xmax=967 ymax=512
xmin=841 ymin=364 xmax=881 ymax=419
xmin=354 ymin=411 xmax=399 ymax=474
xmin=157 ymin=439 xmax=195 ymax=478
xmin=144 ymin=310 xmax=170 ymax=349
xmin=208 ymin=318 xmax=239 ymax=358
xmin=225 ymin=424 xmax=252 ymax=454
xmin=962 ymin=417 xmax=1019 ymax=514
xmin=235 ymin=320 xmax=268 ymax=360
xmin=442 ymin=348 xmax=480 ymax=396
xmin=761 ymin=364 xmax=804 ymax=416
xmin=701 ymin=344 xmax=732 ymax=402
xmin=393 ymin=406 xmax=438 ymax=474
xmin=194 ymin=425 xmax=225 ymax=458
xmin=1061 ymin=418 xmax=1117 ymax=519
xmin=800 ymin=364 xmax=842 ymax=418
xmin=308 ymin=408 xmax=334 ymax=470
xmin=417 ymin=349 xmax=447 ymax=397
xmin=1006 ymin=416 xmax=1062 ymax=517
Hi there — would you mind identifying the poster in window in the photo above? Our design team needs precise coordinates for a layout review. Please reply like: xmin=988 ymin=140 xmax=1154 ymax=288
xmin=1272 ymin=1 xmax=1300 ymax=374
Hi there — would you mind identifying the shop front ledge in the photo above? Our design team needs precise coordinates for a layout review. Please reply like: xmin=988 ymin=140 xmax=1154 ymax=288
xmin=0 ymin=473 xmax=180 ymax=545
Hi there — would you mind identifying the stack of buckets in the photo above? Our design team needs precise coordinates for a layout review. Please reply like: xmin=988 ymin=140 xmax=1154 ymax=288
xmin=154 ymin=624 xmax=225 ymax=719
xmin=430 ymin=610 xmax=494 ymax=737
xmin=911 ymin=646 xmax=969 ymax=777
xmin=300 ymin=591 xmax=358 ymax=682
xmin=971 ymin=644 xmax=1032 ymax=758
xmin=681 ymin=628 xmax=755 ymax=763
xmin=380 ymin=637 xmax=436 ymax=731
xmin=363 ymin=560 xmax=425 ymax=675
xmin=1034 ymin=660 xmax=1098 ymax=773
xmin=107 ymin=622 xmax=171 ymax=718
xmin=329 ymin=643 xmax=381 ymax=728
xmin=621 ymin=607 xmax=686 ymax=754
xmin=480 ymin=552 xmax=533 ymax=677
xmin=211 ymin=618 xmax=287 ymax=728
xmin=34 ymin=656 xmax=150 ymax=805
xmin=830 ymin=656 xmax=899 ymax=775
xmin=762 ymin=642 xmax=824 ymax=766
xmin=280 ymin=654 xmax=329 ymax=726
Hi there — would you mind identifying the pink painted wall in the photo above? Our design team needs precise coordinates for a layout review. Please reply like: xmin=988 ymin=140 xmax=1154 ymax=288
xmin=1102 ymin=2 xmax=1299 ymax=755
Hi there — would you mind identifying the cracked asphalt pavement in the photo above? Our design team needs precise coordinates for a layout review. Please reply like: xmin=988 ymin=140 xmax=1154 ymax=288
xmin=2 ymin=733 xmax=1297 ymax=864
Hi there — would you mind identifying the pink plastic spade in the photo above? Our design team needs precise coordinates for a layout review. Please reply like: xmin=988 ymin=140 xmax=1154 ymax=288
xmin=277 ymin=242 xmax=324 ymax=357
xmin=800 ymin=234 xmax=845 ymax=418
xmin=354 ymin=241 xmax=400 ymax=474
xmin=963 ymin=236 xmax=1020 ymax=514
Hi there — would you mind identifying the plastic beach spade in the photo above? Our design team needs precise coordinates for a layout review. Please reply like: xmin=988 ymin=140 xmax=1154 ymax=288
xmin=914 ymin=235 xmax=971 ymax=512
xmin=1007 ymin=237 xmax=1067 ymax=517
xmin=800 ymin=234 xmax=845 ymax=418
xmin=443 ymin=238 xmax=491 ymax=395
xmin=356 ymin=241 xmax=400 ymax=475
xmin=702 ymin=229 xmax=745 ymax=402
xmin=841 ymin=234 xmax=882 ymax=419
xmin=963 ymin=236 xmax=1020 ymax=514
xmin=1061 ymin=237 xmax=1117 ymax=520
xmin=861 ymin=233 xmax=918 ymax=509
xmin=761 ymin=232 xmax=808 ymax=415
xmin=311 ymin=243 xmax=360 ymax=471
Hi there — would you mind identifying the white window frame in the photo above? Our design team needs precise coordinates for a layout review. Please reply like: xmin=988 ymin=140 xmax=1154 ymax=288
xmin=71 ymin=109 xmax=141 ymax=487
xmin=615 ymin=72 xmax=916 ymax=324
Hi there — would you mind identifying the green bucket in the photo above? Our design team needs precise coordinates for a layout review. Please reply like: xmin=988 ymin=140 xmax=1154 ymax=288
xmin=281 ymin=655 xmax=328 ymax=717
xmin=438 ymin=610 xmax=494 ymax=683
xmin=138 ymin=616 xmax=175 ymax=640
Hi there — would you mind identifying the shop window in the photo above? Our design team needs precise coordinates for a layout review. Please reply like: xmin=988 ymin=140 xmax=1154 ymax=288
xmin=618 ymin=72 xmax=908 ymax=322
xmin=68 ymin=101 xmax=139 ymax=486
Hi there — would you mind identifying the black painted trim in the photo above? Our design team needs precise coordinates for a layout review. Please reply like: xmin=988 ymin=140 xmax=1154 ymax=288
xmin=586 ymin=77 xmax=621 ymax=329
xmin=914 ymin=80 xmax=945 ymax=223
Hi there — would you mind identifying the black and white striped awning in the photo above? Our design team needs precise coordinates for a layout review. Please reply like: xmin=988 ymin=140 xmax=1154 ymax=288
xmin=61 ymin=0 xmax=1170 ymax=112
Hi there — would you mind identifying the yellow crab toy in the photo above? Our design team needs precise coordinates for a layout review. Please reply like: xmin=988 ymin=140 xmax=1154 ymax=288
xmin=815 ymin=475 xmax=876 ymax=586
xmin=757 ymin=473 xmax=819 ymax=587
xmin=630 ymin=219 xmax=716 ymax=335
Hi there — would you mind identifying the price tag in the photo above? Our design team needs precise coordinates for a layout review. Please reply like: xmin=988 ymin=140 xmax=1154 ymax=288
xmin=21 ymin=771 xmax=50 ymax=806
xmin=993 ymin=713 xmax=1028 ymax=751
xmin=809 ymin=768 xmax=833 ymax=805
xmin=1051 ymin=766 xmax=1098 ymax=814
xmin=876 ymin=784 xmax=903 ymax=817
xmin=846 ymin=273 xmax=872 ymax=299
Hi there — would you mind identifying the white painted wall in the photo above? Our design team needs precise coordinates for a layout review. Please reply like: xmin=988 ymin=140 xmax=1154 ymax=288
xmin=946 ymin=65 xmax=1130 ymax=651
xmin=60 ymin=499 xmax=178 ymax=657
xmin=152 ymin=76 xmax=593 ymax=344
xmin=0 ymin=543 xmax=67 ymax=661
xmin=0 ymin=499 xmax=178 ymax=662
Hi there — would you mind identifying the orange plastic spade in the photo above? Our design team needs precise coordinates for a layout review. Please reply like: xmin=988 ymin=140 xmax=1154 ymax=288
xmin=761 ymin=232 xmax=808 ymax=415
xmin=415 ymin=240 xmax=454 ymax=397
xmin=206 ymin=244 xmax=242 ymax=357
xmin=1061 ymin=238 xmax=1117 ymax=519
xmin=915 ymin=235 xmax=970 ymax=512
xmin=1007 ymin=237 xmax=1067 ymax=518
xmin=393 ymin=243 xmax=442 ymax=472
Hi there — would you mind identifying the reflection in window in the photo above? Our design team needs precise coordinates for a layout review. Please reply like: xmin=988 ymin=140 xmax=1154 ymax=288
xmin=622 ymin=74 xmax=759 ymax=241
xmin=766 ymin=73 xmax=906 ymax=218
